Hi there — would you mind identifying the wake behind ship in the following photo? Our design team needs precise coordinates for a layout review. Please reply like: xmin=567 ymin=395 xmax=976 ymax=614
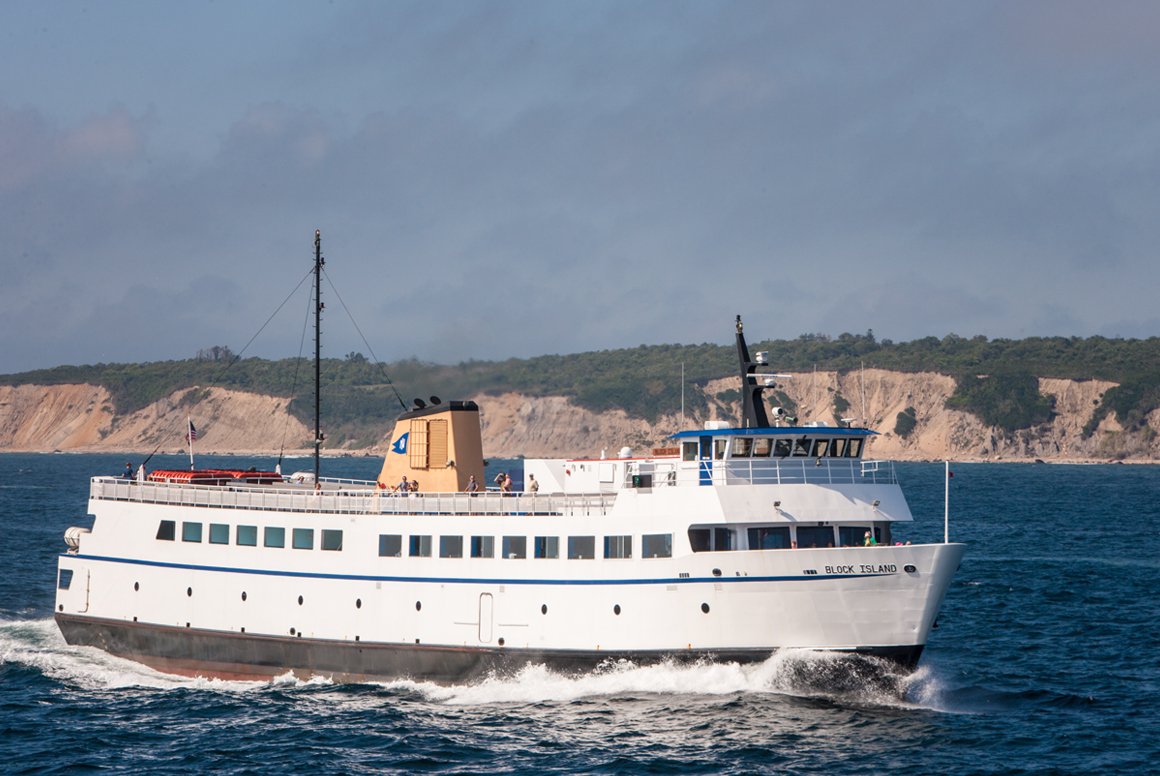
xmin=53 ymin=255 xmax=964 ymax=682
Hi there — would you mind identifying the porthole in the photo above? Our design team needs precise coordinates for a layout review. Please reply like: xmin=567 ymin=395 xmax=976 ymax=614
xmin=134 ymin=582 xmax=139 ymax=592
xmin=416 ymin=601 xmax=422 ymax=611
xmin=298 ymin=595 xmax=304 ymax=606
xmin=541 ymin=604 xmax=548 ymax=615
xmin=614 ymin=604 xmax=621 ymax=615
xmin=241 ymin=591 xmax=247 ymax=602
xmin=356 ymin=598 xmax=362 ymax=609
xmin=498 ymin=637 xmax=505 ymax=646
xmin=290 ymin=627 xmax=296 ymax=635
xmin=701 ymin=603 xmax=710 ymax=614
xmin=187 ymin=587 xmax=192 ymax=597
xmin=712 ymin=568 xmax=722 ymax=577
xmin=904 ymin=565 xmax=917 ymax=573
xmin=58 ymin=604 xmax=63 ymax=612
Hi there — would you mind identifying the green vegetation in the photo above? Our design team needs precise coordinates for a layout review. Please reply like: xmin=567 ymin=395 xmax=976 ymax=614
xmin=894 ymin=407 xmax=918 ymax=438
xmin=944 ymin=372 xmax=1055 ymax=432
xmin=832 ymin=392 xmax=851 ymax=426
xmin=5 ymin=329 xmax=1160 ymax=443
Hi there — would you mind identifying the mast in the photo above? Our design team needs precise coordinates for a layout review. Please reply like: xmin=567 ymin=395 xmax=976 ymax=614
xmin=735 ymin=315 xmax=771 ymax=428
xmin=314 ymin=230 xmax=324 ymax=485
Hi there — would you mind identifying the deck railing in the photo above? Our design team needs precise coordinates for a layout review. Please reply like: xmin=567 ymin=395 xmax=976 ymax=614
xmin=624 ymin=458 xmax=898 ymax=487
xmin=89 ymin=477 xmax=616 ymax=517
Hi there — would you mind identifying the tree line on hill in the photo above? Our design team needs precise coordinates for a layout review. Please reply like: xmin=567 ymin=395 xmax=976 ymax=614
xmin=3 ymin=330 xmax=1159 ymax=448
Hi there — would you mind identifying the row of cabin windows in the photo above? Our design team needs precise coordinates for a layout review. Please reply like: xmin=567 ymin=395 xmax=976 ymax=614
xmin=682 ymin=437 xmax=864 ymax=462
xmin=689 ymin=524 xmax=886 ymax=551
xmin=379 ymin=533 xmax=674 ymax=560
xmin=156 ymin=520 xmax=343 ymax=551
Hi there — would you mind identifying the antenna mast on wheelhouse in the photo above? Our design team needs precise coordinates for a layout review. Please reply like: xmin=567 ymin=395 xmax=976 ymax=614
xmin=314 ymin=230 xmax=324 ymax=485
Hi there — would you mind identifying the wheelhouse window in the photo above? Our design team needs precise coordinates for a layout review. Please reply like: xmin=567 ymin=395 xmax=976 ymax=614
xmin=830 ymin=439 xmax=848 ymax=457
xmin=236 ymin=525 xmax=258 ymax=546
xmin=774 ymin=439 xmax=792 ymax=458
xmin=732 ymin=438 xmax=752 ymax=457
xmin=471 ymin=536 xmax=494 ymax=558
xmin=504 ymin=536 xmax=527 ymax=559
xmin=182 ymin=522 xmax=203 ymax=543
xmin=811 ymin=439 xmax=829 ymax=457
xmin=321 ymin=529 xmax=343 ymax=551
xmin=792 ymin=438 xmax=811 ymax=457
xmin=534 ymin=536 xmax=558 ymax=559
xmin=714 ymin=439 xmax=727 ymax=460
xmin=209 ymin=523 xmax=229 ymax=545
xmin=699 ymin=437 xmax=713 ymax=459
xmin=682 ymin=442 xmax=697 ymax=461
xmin=604 ymin=535 xmax=632 ymax=559
xmin=752 ymin=438 xmax=773 ymax=458
xmin=440 ymin=536 xmax=463 ymax=558
xmin=264 ymin=527 xmax=285 ymax=548
xmin=846 ymin=439 xmax=864 ymax=458
xmin=642 ymin=533 xmax=672 ymax=558
xmin=379 ymin=534 xmax=402 ymax=557
xmin=568 ymin=536 xmax=595 ymax=559
xmin=156 ymin=520 xmax=176 ymax=541
xmin=795 ymin=526 xmax=833 ymax=548
xmin=292 ymin=528 xmax=314 ymax=550
xmin=748 ymin=526 xmax=790 ymax=550
xmin=410 ymin=535 xmax=432 ymax=557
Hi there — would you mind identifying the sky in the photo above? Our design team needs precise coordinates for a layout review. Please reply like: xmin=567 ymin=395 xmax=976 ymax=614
xmin=3 ymin=1 xmax=1160 ymax=374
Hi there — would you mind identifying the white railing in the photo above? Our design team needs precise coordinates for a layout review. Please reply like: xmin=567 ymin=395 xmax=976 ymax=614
xmin=623 ymin=458 xmax=898 ymax=487
xmin=89 ymin=477 xmax=615 ymax=517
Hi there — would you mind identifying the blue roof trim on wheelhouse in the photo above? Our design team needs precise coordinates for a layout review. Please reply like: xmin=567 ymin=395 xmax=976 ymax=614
xmin=667 ymin=426 xmax=878 ymax=440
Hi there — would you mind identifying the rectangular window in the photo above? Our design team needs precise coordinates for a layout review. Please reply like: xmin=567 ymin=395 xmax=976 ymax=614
xmin=379 ymin=534 xmax=402 ymax=557
xmin=293 ymin=528 xmax=314 ymax=550
xmin=846 ymin=439 xmax=864 ymax=458
xmin=748 ymin=526 xmax=791 ymax=550
xmin=732 ymin=438 xmax=752 ymax=457
xmin=182 ymin=522 xmax=203 ymax=543
xmin=752 ymin=438 xmax=773 ymax=458
xmin=642 ymin=533 xmax=672 ymax=558
xmin=471 ymin=536 xmax=494 ymax=558
xmin=811 ymin=439 xmax=829 ymax=457
xmin=440 ymin=535 xmax=463 ymax=558
xmin=830 ymin=439 xmax=847 ymax=457
xmin=410 ymin=535 xmax=432 ymax=557
xmin=58 ymin=568 xmax=73 ymax=590
xmin=796 ymin=526 xmax=833 ymax=549
xmin=604 ymin=535 xmax=632 ymax=559
xmin=236 ymin=525 xmax=258 ymax=546
xmin=502 ymin=536 xmax=527 ymax=559
xmin=682 ymin=441 xmax=697 ymax=461
xmin=321 ymin=529 xmax=343 ymax=551
xmin=156 ymin=520 xmax=175 ymax=541
xmin=774 ymin=439 xmax=792 ymax=458
xmin=700 ymin=436 xmax=713 ymax=459
xmin=714 ymin=439 xmax=727 ymax=459
xmin=568 ymin=536 xmax=595 ymax=559
xmin=713 ymin=527 xmax=734 ymax=551
xmin=688 ymin=528 xmax=711 ymax=553
xmin=209 ymin=523 xmax=229 ymax=545
xmin=534 ymin=536 xmax=558 ymax=559
xmin=838 ymin=526 xmax=879 ymax=547
xmin=264 ymin=526 xmax=285 ymax=548
xmin=792 ymin=438 xmax=811 ymax=457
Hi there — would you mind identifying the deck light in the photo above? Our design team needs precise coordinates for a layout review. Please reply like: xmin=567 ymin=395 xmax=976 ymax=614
xmin=872 ymin=500 xmax=880 ymax=508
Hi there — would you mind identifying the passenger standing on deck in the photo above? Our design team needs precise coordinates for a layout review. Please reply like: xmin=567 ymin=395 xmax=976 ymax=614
xmin=122 ymin=463 xmax=133 ymax=479
xmin=398 ymin=476 xmax=409 ymax=493
xmin=464 ymin=475 xmax=479 ymax=494
xmin=500 ymin=474 xmax=513 ymax=495
xmin=494 ymin=472 xmax=507 ymax=490
xmin=527 ymin=474 xmax=539 ymax=494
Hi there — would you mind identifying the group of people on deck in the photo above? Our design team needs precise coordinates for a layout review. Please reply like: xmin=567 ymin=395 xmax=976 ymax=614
xmin=462 ymin=472 xmax=538 ymax=495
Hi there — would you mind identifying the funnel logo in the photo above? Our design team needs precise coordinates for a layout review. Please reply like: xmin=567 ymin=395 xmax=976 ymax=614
xmin=391 ymin=433 xmax=409 ymax=455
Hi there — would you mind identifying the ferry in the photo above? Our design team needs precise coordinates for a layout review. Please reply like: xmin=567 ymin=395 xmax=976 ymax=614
xmin=53 ymin=239 xmax=965 ymax=683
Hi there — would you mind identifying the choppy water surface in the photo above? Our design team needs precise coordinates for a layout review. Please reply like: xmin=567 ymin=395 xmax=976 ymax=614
xmin=2 ymin=454 xmax=1157 ymax=774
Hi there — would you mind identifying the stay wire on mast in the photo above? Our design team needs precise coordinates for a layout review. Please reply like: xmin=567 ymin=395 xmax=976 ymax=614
xmin=322 ymin=268 xmax=407 ymax=411
xmin=141 ymin=267 xmax=315 ymax=468
xmin=278 ymin=280 xmax=316 ymax=467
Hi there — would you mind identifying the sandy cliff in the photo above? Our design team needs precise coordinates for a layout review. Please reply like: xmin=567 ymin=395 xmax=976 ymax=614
xmin=1 ymin=372 xmax=1155 ymax=462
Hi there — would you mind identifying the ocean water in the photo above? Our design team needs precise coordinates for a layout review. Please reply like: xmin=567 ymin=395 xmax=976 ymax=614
xmin=1 ymin=453 xmax=1157 ymax=775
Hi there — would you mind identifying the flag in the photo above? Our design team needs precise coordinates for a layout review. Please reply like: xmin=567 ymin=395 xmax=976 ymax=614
xmin=186 ymin=420 xmax=197 ymax=442
xmin=947 ymin=471 xmax=954 ymax=477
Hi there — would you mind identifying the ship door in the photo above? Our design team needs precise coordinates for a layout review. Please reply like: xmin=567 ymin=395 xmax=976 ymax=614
xmin=478 ymin=593 xmax=494 ymax=643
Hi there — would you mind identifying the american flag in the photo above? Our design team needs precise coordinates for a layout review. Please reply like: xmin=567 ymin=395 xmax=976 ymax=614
xmin=186 ymin=420 xmax=197 ymax=442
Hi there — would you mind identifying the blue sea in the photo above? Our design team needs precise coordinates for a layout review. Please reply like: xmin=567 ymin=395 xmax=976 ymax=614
xmin=2 ymin=453 xmax=1157 ymax=775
